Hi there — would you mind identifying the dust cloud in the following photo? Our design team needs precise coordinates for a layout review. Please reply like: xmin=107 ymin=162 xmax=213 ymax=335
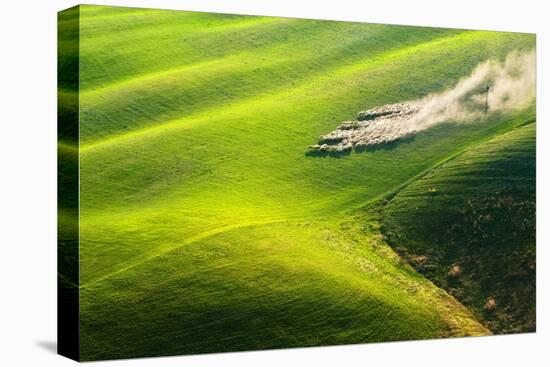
xmin=308 ymin=50 xmax=535 ymax=154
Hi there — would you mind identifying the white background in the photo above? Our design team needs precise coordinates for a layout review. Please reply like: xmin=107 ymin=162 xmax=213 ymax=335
xmin=0 ymin=0 xmax=548 ymax=365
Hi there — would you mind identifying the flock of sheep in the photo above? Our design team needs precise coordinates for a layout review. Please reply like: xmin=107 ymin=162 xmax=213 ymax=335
xmin=308 ymin=102 xmax=421 ymax=154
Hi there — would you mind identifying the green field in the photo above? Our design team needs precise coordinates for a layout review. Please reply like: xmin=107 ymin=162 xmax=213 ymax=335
xmin=58 ymin=5 xmax=536 ymax=361
xmin=382 ymin=123 xmax=536 ymax=333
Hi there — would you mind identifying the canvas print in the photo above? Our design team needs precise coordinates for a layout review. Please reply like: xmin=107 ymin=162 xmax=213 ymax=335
xmin=58 ymin=5 xmax=536 ymax=361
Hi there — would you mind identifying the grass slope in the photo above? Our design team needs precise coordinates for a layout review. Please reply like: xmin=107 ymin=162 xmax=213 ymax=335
xmin=80 ymin=216 xmax=487 ymax=359
xmin=381 ymin=123 xmax=536 ymax=333
xmin=58 ymin=5 xmax=536 ymax=360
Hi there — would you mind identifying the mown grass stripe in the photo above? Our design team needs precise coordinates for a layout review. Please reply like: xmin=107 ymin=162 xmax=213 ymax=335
xmin=80 ymin=30 xmax=494 ymax=151
xmin=78 ymin=17 xmax=304 ymax=90
xmin=78 ymin=27 xmax=459 ymax=141
xmin=78 ymin=10 xmax=280 ymax=46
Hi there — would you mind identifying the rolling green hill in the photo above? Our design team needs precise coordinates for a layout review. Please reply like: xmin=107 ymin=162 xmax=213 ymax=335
xmin=58 ymin=5 xmax=535 ymax=361
xmin=381 ymin=122 xmax=536 ymax=333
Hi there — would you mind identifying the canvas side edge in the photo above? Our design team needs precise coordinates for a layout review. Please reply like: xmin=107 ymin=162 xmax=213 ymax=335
xmin=57 ymin=4 xmax=81 ymax=362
